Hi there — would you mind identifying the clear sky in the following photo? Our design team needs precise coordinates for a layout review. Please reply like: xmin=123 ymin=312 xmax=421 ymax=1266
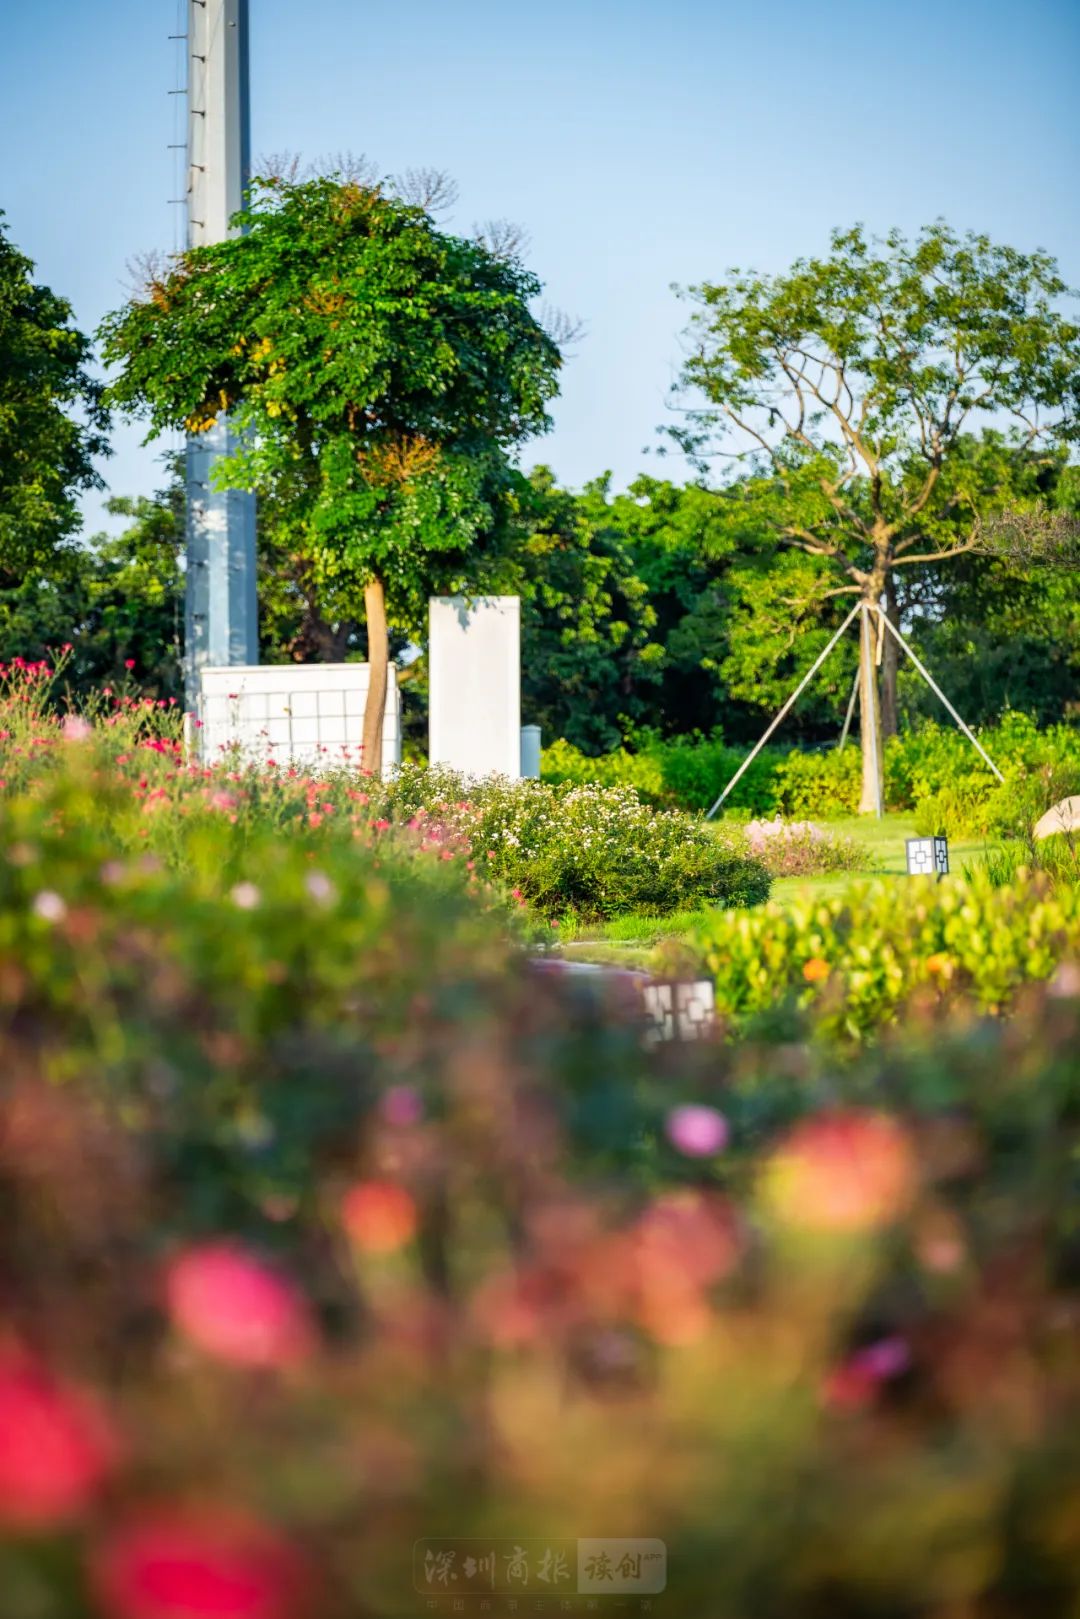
xmin=3 ymin=0 xmax=1079 ymax=535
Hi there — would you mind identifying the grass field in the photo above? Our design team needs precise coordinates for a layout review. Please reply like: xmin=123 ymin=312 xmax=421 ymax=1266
xmin=557 ymin=813 xmax=999 ymax=967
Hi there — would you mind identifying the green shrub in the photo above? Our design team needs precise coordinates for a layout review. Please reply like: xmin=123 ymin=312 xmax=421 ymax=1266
xmin=544 ymin=715 xmax=1080 ymax=830
xmin=672 ymin=869 xmax=1080 ymax=1042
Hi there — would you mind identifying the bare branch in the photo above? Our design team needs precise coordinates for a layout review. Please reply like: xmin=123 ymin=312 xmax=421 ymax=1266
xmin=473 ymin=218 xmax=531 ymax=262
xmin=391 ymin=167 xmax=459 ymax=214
xmin=982 ymin=504 xmax=1080 ymax=570
xmin=123 ymin=249 xmax=178 ymax=301
xmin=255 ymin=150 xmax=306 ymax=185
xmin=537 ymin=303 xmax=586 ymax=353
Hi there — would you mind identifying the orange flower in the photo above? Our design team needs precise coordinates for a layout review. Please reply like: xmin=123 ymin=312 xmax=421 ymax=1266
xmin=763 ymin=1110 xmax=917 ymax=1233
xmin=925 ymin=952 xmax=952 ymax=977
xmin=342 ymin=1180 xmax=418 ymax=1254
xmin=802 ymin=957 xmax=830 ymax=983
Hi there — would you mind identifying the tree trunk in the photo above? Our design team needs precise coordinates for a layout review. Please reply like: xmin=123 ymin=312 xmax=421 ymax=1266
xmin=880 ymin=571 xmax=900 ymax=741
xmin=361 ymin=576 xmax=388 ymax=778
xmin=858 ymin=599 xmax=883 ymax=815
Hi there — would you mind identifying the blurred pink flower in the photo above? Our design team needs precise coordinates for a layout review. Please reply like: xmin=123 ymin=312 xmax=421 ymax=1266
xmin=61 ymin=714 xmax=93 ymax=742
xmin=824 ymin=1336 xmax=911 ymax=1410
xmin=92 ymin=1508 xmax=306 ymax=1619
xmin=0 ymin=1355 xmax=119 ymax=1528
xmin=165 ymin=1242 xmax=315 ymax=1369
xmin=665 ymin=1104 xmax=729 ymax=1158
xmin=379 ymin=1085 xmax=424 ymax=1128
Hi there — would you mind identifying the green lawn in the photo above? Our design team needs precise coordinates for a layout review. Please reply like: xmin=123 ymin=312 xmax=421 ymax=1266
xmin=556 ymin=813 xmax=1000 ymax=967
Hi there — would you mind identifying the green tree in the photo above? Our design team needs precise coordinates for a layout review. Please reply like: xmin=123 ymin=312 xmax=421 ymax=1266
xmin=671 ymin=222 xmax=1080 ymax=810
xmin=0 ymin=214 xmax=109 ymax=587
xmin=0 ymin=458 xmax=185 ymax=697
xmin=100 ymin=174 xmax=561 ymax=771
xmin=510 ymin=468 xmax=663 ymax=752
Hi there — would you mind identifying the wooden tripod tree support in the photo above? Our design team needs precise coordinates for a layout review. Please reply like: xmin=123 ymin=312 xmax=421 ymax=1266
xmin=703 ymin=602 xmax=1004 ymax=822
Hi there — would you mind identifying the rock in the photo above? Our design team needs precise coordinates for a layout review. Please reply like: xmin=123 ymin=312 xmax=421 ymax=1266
xmin=1033 ymin=796 xmax=1080 ymax=841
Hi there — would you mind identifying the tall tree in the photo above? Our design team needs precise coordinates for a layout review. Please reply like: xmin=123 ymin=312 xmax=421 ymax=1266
xmin=670 ymin=223 xmax=1080 ymax=810
xmin=100 ymin=174 xmax=561 ymax=772
xmin=510 ymin=468 xmax=663 ymax=752
xmin=0 ymin=214 xmax=109 ymax=587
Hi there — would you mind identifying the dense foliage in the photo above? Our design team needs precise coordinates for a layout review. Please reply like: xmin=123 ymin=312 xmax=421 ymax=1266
xmin=546 ymin=714 xmax=1080 ymax=832
xmin=0 ymin=216 xmax=109 ymax=588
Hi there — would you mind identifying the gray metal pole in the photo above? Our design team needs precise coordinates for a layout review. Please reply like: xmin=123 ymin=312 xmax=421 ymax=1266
xmin=184 ymin=0 xmax=258 ymax=712
xmin=704 ymin=602 xmax=862 ymax=821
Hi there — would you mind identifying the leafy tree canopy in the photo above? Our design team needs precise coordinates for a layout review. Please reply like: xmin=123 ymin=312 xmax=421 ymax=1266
xmin=100 ymin=174 xmax=562 ymax=767
xmin=0 ymin=214 xmax=109 ymax=586
xmin=669 ymin=221 xmax=1080 ymax=807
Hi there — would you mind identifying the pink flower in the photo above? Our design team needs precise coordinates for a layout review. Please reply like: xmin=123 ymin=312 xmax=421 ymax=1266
xmin=61 ymin=714 xmax=93 ymax=743
xmin=124 ymin=658 xmax=136 ymax=671
xmin=823 ymin=1336 xmax=911 ymax=1410
xmin=0 ymin=1354 xmax=119 ymax=1528
xmin=379 ymin=1085 xmax=423 ymax=1128
xmin=92 ymin=1508 xmax=306 ymax=1619
xmin=230 ymin=882 xmax=261 ymax=911
xmin=665 ymin=1104 xmax=729 ymax=1158
xmin=165 ymin=1241 xmax=315 ymax=1368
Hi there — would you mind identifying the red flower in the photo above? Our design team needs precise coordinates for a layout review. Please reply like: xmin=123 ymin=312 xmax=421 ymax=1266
xmin=124 ymin=659 xmax=136 ymax=671
xmin=165 ymin=1242 xmax=315 ymax=1369
xmin=92 ymin=1508 xmax=306 ymax=1619
xmin=0 ymin=1354 xmax=119 ymax=1528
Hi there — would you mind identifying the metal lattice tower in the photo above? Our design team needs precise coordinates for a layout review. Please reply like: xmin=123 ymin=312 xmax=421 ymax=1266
xmin=184 ymin=0 xmax=258 ymax=709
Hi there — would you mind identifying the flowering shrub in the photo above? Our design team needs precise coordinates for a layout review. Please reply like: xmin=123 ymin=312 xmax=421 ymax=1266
xmin=740 ymin=815 xmax=869 ymax=877
xmin=672 ymin=869 xmax=1080 ymax=1041
xmin=350 ymin=764 xmax=771 ymax=921
xmin=0 ymin=664 xmax=767 ymax=923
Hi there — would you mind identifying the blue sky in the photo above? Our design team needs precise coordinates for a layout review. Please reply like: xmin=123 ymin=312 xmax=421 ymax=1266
xmin=3 ymin=0 xmax=1079 ymax=534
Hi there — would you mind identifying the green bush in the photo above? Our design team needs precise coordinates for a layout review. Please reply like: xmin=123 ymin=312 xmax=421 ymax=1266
xmin=672 ymin=869 xmax=1080 ymax=1042
xmin=545 ymin=715 xmax=1080 ymax=830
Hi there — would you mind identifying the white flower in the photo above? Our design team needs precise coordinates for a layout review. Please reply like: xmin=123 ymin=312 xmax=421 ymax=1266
xmin=230 ymin=881 xmax=261 ymax=910
xmin=32 ymin=890 xmax=67 ymax=924
xmin=304 ymin=871 xmax=336 ymax=905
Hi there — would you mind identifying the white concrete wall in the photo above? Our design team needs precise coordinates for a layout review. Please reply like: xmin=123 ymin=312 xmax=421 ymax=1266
xmin=199 ymin=664 xmax=400 ymax=776
xmin=429 ymin=597 xmax=521 ymax=778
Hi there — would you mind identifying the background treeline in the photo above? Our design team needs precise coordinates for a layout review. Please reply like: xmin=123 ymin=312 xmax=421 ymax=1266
xmin=6 ymin=446 xmax=1078 ymax=753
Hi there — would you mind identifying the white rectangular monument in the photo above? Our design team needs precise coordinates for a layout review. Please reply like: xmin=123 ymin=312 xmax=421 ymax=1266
xmin=198 ymin=663 xmax=401 ymax=776
xmin=429 ymin=597 xmax=521 ymax=777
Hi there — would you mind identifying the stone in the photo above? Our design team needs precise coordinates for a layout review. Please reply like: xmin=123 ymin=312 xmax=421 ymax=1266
xmin=1033 ymin=796 xmax=1080 ymax=840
